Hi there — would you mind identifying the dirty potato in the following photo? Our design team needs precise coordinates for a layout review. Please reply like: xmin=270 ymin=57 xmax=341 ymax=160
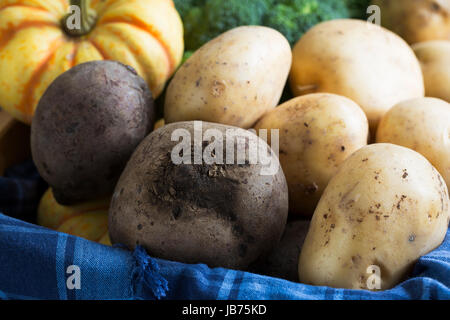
xmin=413 ymin=40 xmax=450 ymax=102
xmin=372 ymin=0 xmax=450 ymax=44
xmin=299 ymin=144 xmax=449 ymax=290
xmin=254 ymin=93 xmax=369 ymax=217
xmin=377 ymin=97 xmax=450 ymax=189
xmin=164 ymin=26 xmax=292 ymax=128
xmin=290 ymin=19 xmax=424 ymax=133
xmin=109 ymin=121 xmax=289 ymax=269
xmin=250 ymin=219 xmax=310 ymax=282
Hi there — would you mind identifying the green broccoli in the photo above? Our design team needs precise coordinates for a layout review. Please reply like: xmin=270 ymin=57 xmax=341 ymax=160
xmin=183 ymin=6 xmax=209 ymax=51
xmin=264 ymin=0 xmax=350 ymax=46
xmin=173 ymin=0 xmax=365 ymax=50
xmin=172 ymin=0 xmax=206 ymax=18
xmin=182 ymin=0 xmax=273 ymax=51
xmin=344 ymin=0 xmax=371 ymax=19
xmin=181 ymin=50 xmax=194 ymax=65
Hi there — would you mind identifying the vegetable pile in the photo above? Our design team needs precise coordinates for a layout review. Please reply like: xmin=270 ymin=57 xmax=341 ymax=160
xmin=1 ymin=0 xmax=449 ymax=293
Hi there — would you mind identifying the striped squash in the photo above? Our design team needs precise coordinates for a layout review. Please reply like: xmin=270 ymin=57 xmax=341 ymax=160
xmin=0 ymin=0 xmax=184 ymax=124
xmin=38 ymin=188 xmax=111 ymax=245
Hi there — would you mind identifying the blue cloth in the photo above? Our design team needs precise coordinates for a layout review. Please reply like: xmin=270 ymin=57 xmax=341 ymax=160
xmin=0 ymin=161 xmax=47 ymax=223
xmin=0 ymin=161 xmax=449 ymax=300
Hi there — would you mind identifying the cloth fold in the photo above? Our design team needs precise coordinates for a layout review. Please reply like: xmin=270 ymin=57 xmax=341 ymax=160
xmin=0 ymin=160 xmax=47 ymax=223
xmin=131 ymin=245 xmax=169 ymax=300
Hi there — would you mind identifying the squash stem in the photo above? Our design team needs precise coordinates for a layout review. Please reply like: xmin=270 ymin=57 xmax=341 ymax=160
xmin=62 ymin=0 xmax=97 ymax=37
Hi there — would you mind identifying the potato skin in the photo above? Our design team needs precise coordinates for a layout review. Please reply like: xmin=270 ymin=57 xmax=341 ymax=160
xmin=254 ymin=93 xmax=369 ymax=217
xmin=249 ymin=219 xmax=310 ymax=282
xmin=377 ymin=97 xmax=450 ymax=189
xmin=164 ymin=26 xmax=292 ymax=129
xmin=413 ymin=41 xmax=450 ymax=102
xmin=299 ymin=144 xmax=449 ymax=290
xmin=290 ymin=19 xmax=424 ymax=133
xmin=31 ymin=61 xmax=155 ymax=205
xmin=372 ymin=0 xmax=450 ymax=44
xmin=108 ymin=121 xmax=289 ymax=269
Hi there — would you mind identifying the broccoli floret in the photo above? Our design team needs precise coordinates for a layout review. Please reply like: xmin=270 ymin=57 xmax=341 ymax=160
xmin=172 ymin=0 xmax=206 ymax=19
xmin=172 ymin=0 xmax=192 ymax=18
xmin=264 ymin=0 xmax=350 ymax=46
xmin=183 ymin=7 xmax=209 ymax=51
xmin=181 ymin=50 xmax=194 ymax=65
xmin=176 ymin=0 xmax=353 ymax=50
xmin=183 ymin=0 xmax=274 ymax=51
xmin=344 ymin=0 xmax=371 ymax=19
xmin=262 ymin=4 xmax=301 ymax=46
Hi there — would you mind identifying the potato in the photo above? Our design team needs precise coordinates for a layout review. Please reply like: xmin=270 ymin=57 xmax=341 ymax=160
xmin=164 ymin=26 xmax=292 ymax=129
xmin=290 ymin=19 xmax=424 ymax=133
xmin=413 ymin=41 xmax=450 ymax=102
xmin=31 ymin=61 xmax=155 ymax=205
xmin=372 ymin=0 xmax=450 ymax=44
xmin=299 ymin=144 xmax=449 ymax=290
xmin=108 ymin=121 xmax=289 ymax=269
xmin=377 ymin=97 xmax=450 ymax=189
xmin=254 ymin=93 xmax=369 ymax=217
xmin=249 ymin=219 xmax=310 ymax=282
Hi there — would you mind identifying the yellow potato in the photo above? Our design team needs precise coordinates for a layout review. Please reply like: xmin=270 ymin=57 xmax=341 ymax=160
xmin=377 ymin=97 xmax=450 ymax=189
xmin=164 ymin=26 xmax=292 ymax=129
xmin=372 ymin=0 xmax=450 ymax=44
xmin=299 ymin=144 xmax=449 ymax=290
xmin=290 ymin=19 xmax=424 ymax=133
xmin=254 ymin=93 xmax=369 ymax=217
xmin=413 ymin=41 xmax=450 ymax=102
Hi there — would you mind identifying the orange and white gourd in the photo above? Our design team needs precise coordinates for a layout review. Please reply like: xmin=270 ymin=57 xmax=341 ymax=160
xmin=38 ymin=188 xmax=111 ymax=245
xmin=0 ymin=0 xmax=184 ymax=124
